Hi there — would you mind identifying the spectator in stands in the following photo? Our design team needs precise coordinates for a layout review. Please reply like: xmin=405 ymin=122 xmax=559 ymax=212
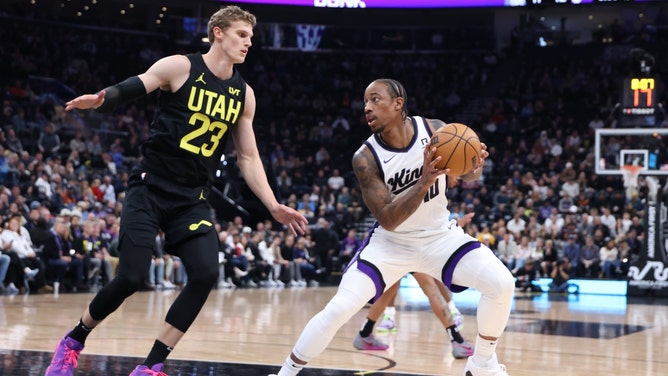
xmin=229 ymin=232 xmax=252 ymax=287
xmin=248 ymin=231 xmax=273 ymax=286
xmin=42 ymin=215 xmax=86 ymax=291
xmin=1 ymin=213 xmax=48 ymax=293
xmin=99 ymin=175 xmax=116 ymax=206
xmin=37 ymin=123 xmax=61 ymax=159
xmin=84 ymin=218 xmax=114 ymax=286
xmin=336 ymin=186 xmax=352 ymax=209
xmin=100 ymin=217 xmax=119 ymax=278
xmin=476 ymin=224 xmax=495 ymax=247
xmin=599 ymin=237 xmax=620 ymax=279
xmin=6 ymin=128 xmax=23 ymax=155
xmin=327 ymin=202 xmax=350 ymax=236
xmin=506 ymin=208 xmax=526 ymax=239
xmin=288 ymin=236 xmax=310 ymax=287
xmin=514 ymin=257 xmax=541 ymax=292
xmin=560 ymin=176 xmax=580 ymax=202
xmin=217 ymin=230 xmax=235 ymax=288
xmin=628 ymin=215 xmax=645 ymax=239
xmin=338 ymin=228 xmax=360 ymax=271
xmin=70 ymin=214 xmax=93 ymax=279
xmin=309 ymin=217 xmax=338 ymax=273
xmin=69 ymin=131 xmax=87 ymax=154
xmin=496 ymin=230 xmax=517 ymax=271
xmin=548 ymin=258 xmax=573 ymax=293
xmin=555 ymin=234 xmax=582 ymax=276
xmin=269 ymin=235 xmax=289 ymax=286
xmin=539 ymin=238 xmax=559 ymax=277
xmin=327 ymin=168 xmax=345 ymax=194
xmin=257 ymin=230 xmax=278 ymax=286
xmin=85 ymin=133 xmax=104 ymax=163
xmin=280 ymin=234 xmax=305 ymax=287
xmin=579 ymin=235 xmax=600 ymax=278
xmin=557 ymin=193 xmax=575 ymax=214
xmin=587 ymin=113 xmax=605 ymax=130
xmin=624 ymin=228 xmax=642 ymax=262
xmin=513 ymin=235 xmax=534 ymax=274
xmin=0 ymin=248 xmax=10 ymax=294
xmin=600 ymin=207 xmax=616 ymax=236
xmin=276 ymin=169 xmax=293 ymax=199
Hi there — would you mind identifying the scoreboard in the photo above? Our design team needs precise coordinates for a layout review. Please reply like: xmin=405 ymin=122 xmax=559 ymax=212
xmin=620 ymin=77 xmax=657 ymax=127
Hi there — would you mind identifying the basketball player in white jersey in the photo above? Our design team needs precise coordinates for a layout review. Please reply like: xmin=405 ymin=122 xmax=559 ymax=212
xmin=270 ymin=78 xmax=514 ymax=376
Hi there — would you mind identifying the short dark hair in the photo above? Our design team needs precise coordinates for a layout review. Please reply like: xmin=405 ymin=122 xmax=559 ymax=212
xmin=374 ymin=78 xmax=408 ymax=119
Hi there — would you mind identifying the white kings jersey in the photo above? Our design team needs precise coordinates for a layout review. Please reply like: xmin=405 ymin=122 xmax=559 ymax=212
xmin=364 ymin=116 xmax=454 ymax=236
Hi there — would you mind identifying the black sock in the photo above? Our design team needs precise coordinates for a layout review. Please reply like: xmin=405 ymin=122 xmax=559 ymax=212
xmin=359 ymin=318 xmax=376 ymax=337
xmin=143 ymin=340 xmax=173 ymax=367
xmin=67 ymin=319 xmax=93 ymax=345
xmin=446 ymin=324 xmax=464 ymax=344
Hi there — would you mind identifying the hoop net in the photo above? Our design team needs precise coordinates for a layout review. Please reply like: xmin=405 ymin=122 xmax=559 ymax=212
xmin=621 ymin=164 xmax=643 ymax=189
xmin=622 ymin=164 xmax=643 ymax=200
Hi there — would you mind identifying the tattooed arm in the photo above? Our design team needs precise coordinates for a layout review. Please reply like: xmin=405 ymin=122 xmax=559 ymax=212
xmin=352 ymin=144 xmax=444 ymax=231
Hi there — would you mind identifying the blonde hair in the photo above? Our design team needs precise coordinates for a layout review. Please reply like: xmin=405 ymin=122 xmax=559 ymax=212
xmin=207 ymin=5 xmax=257 ymax=42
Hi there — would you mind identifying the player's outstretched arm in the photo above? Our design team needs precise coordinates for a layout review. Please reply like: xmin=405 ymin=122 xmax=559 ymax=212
xmin=233 ymin=86 xmax=308 ymax=236
xmin=65 ymin=55 xmax=188 ymax=113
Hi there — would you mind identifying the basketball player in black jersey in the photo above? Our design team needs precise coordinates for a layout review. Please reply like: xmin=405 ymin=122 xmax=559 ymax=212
xmin=44 ymin=6 xmax=308 ymax=376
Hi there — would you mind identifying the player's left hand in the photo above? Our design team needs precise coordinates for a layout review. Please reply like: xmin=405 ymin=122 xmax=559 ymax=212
xmin=271 ymin=204 xmax=308 ymax=236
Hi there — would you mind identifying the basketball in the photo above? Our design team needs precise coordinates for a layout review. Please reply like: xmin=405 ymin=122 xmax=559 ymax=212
xmin=429 ymin=123 xmax=482 ymax=176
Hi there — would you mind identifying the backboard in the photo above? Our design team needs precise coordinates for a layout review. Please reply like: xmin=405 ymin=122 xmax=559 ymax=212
xmin=595 ymin=128 xmax=668 ymax=176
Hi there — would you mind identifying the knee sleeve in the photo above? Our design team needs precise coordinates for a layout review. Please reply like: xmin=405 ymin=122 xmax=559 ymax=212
xmin=88 ymin=274 xmax=144 ymax=321
xmin=165 ymin=275 xmax=216 ymax=332
xmin=453 ymin=247 xmax=515 ymax=338
xmin=293 ymin=270 xmax=374 ymax=362
xmin=88 ymin=234 xmax=155 ymax=320
xmin=165 ymin=233 xmax=219 ymax=332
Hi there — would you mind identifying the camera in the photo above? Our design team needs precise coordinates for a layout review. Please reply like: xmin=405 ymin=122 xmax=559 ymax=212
xmin=69 ymin=249 xmax=76 ymax=256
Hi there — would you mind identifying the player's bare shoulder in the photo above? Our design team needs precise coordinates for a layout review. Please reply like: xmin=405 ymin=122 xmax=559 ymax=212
xmin=352 ymin=143 xmax=391 ymax=212
xmin=143 ymin=54 xmax=192 ymax=93
xmin=352 ymin=144 xmax=380 ymax=183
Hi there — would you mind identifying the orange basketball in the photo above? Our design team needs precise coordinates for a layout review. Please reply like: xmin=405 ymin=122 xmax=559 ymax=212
xmin=430 ymin=123 xmax=482 ymax=176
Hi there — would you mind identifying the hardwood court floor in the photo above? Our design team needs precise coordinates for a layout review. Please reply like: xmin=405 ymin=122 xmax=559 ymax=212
xmin=0 ymin=284 xmax=666 ymax=375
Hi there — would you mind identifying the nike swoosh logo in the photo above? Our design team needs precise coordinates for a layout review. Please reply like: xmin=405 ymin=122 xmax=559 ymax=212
xmin=383 ymin=155 xmax=396 ymax=163
xmin=188 ymin=220 xmax=213 ymax=231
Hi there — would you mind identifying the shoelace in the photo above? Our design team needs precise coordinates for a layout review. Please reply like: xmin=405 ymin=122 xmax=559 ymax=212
xmin=60 ymin=347 xmax=80 ymax=370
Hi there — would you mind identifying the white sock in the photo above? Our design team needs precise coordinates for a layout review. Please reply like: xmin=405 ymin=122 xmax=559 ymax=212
xmin=447 ymin=300 xmax=460 ymax=314
xmin=277 ymin=356 xmax=304 ymax=376
xmin=472 ymin=335 xmax=498 ymax=368
xmin=384 ymin=306 xmax=396 ymax=319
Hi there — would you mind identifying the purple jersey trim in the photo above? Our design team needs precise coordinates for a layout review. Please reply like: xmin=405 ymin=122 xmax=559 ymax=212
xmin=442 ymin=241 xmax=480 ymax=292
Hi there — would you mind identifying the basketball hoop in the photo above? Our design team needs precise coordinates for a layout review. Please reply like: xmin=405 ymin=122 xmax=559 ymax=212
xmin=621 ymin=164 xmax=643 ymax=200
